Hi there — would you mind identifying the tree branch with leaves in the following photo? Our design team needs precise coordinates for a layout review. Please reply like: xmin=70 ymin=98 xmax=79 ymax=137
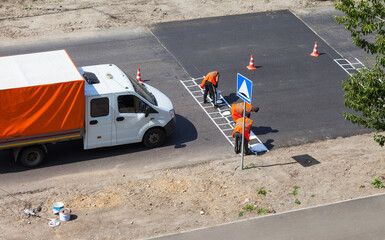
xmin=334 ymin=0 xmax=385 ymax=146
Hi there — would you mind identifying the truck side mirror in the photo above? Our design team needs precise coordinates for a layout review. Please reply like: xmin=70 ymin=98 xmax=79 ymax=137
xmin=145 ymin=106 xmax=150 ymax=118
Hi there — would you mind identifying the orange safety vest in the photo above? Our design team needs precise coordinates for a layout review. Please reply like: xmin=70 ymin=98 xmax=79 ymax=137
xmin=231 ymin=102 xmax=252 ymax=122
xmin=200 ymin=71 xmax=218 ymax=88
xmin=232 ymin=117 xmax=253 ymax=141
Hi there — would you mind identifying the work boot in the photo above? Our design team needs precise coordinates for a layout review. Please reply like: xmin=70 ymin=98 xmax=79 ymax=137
xmin=203 ymin=100 xmax=208 ymax=104
xmin=245 ymin=149 xmax=253 ymax=155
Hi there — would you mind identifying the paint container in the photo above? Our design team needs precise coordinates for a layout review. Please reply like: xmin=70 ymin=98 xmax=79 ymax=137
xmin=48 ymin=219 xmax=60 ymax=228
xmin=59 ymin=208 xmax=71 ymax=221
xmin=53 ymin=202 xmax=64 ymax=214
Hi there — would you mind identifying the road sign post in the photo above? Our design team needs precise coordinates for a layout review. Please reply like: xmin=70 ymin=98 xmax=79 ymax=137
xmin=241 ymin=102 xmax=246 ymax=170
xmin=237 ymin=74 xmax=252 ymax=170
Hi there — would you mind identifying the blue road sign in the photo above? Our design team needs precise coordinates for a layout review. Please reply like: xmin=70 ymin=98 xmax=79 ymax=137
xmin=237 ymin=73 xmax=253 ymax=104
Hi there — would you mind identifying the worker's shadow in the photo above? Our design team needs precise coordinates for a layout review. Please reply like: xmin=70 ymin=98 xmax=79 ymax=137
xmin=251 ymin=126 xmax=278 ymax=151
xmin=252 ymin=126 xmax=279 ymax=136
xmin=222 ymin=93 xmax=239 ymax=105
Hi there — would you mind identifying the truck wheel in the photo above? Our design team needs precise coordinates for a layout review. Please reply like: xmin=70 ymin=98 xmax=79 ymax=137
xmin=18 ymin=147 xmax=45 ymax=168
xmin=143 ymin=128 xmax=166 ymax=148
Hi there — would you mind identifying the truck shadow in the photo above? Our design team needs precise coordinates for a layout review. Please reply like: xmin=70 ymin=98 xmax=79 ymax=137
xmin=0 ymin=114 xmax=197 ymax=173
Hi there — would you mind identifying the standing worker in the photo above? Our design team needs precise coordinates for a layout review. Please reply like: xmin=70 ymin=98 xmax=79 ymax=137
xmin=232 ymin=117 xmax=253 ymax=155
xmin=231 ymin=102 xmax=259 ymax=122
xmin=200 ymin=71 xmax=220 ymax=106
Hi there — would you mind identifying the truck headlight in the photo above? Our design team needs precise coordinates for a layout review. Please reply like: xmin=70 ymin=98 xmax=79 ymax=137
xmin=169 ymin=109 xmax=175 ymax=119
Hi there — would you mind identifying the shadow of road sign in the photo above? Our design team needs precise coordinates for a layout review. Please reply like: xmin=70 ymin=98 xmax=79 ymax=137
xmin=292 ymin=154 xmax=320 ymax=167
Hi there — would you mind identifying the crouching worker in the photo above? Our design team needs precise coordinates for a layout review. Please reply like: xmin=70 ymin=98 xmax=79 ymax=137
xmin=231 ymin=102 xmax=259 ymax=122
xmin=200 ymin=71 xmax=219 ymax=106
xmin=232 ymin=117 xmax=253 ymax=155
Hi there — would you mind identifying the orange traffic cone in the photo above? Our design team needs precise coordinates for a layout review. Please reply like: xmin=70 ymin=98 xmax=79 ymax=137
xmin=310 ymin=41 xmax=319 ymax=57
xmin=246 ymin=54 xmax=257 ymax=70
xmin=136 ymin=68 xmax=144 ymax=84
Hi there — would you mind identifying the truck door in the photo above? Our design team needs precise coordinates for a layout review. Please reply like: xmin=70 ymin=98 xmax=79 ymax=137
xmin=85 ymin=96 xmax=114 ymax=149
xmin=114 ymin=94 xmax=150 ymax=144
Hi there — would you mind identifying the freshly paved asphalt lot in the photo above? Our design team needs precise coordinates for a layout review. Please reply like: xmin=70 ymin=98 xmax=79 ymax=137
xmin=0 ymin=8 xmax=369 ymax=180
xmin=149 ymin=10 xmax=369 ymax=150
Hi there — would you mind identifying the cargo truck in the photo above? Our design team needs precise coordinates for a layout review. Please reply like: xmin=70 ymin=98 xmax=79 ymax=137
xmin=0 ymin=50 xmax=175 ymax=167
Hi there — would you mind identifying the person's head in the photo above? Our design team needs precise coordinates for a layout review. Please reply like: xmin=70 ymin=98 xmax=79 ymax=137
xmin=252 ymin=106 xmax=259 ymax=112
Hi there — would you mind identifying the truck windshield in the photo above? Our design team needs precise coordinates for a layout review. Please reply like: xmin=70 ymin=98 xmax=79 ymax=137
xmin=128 ymin=75 xmax=158 ymax=106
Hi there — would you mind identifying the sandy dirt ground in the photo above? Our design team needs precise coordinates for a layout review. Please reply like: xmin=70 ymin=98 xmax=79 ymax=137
xmin=1 ymin=133 xmax=385 ymax=240
xmin=0 ymin=0 xmax=333 ymax=45
xmin=1 ymin=0 xmax=385 ymax=240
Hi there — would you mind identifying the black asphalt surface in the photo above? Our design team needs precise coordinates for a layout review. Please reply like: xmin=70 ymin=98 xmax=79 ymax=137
xmin=149 ymin=10 xmax=369 ymax=150
xmin=293 ymin=6 xmax=373 ymax=66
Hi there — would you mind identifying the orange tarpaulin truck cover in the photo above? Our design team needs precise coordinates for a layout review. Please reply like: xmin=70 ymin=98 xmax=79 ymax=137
xmin=0 ymin=50 xmax=85 ymax=140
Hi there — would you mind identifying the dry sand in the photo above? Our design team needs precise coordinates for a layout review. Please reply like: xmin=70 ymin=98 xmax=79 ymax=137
xmin=1 ymin=133 xmax=384 ymax=239
xmin=0 ymin=0 xmax=332 ymax=44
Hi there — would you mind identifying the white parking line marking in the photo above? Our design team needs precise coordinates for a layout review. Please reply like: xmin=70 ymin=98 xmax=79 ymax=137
xmin=180 ymin=77 xmax=268 ymax=154
xmin=334 ymin=58 xmax=363 ymax=76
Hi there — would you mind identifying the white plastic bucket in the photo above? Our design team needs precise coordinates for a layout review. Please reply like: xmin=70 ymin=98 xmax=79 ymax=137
xmin=53 ymin=202 xmax=64 ymax=214
xmin=59 ymin=208 xmax=71 ymax=221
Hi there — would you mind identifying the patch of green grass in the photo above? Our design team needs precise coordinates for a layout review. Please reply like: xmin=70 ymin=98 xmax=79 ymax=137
xmin=242 ymin=204 xmax=256 ymax=212
xmin=23 ymin=5 xmax=32 ymax=10
xmin=257 ymin=209 xmax=269 ymax=215
xmin=360 ymin=185 xmax=365 ymax=188
xmin=311 ymin=194 xmax=315 ymax=197
xmin=371 ymin=178 xmax=385 ymax=188
xmin=289 ymin=185 xmax=300 ymax=196
xmin=257 ymin=188 xmax=266 ymax=196
xmin=294 ymin=199 xmax=301 ymax=204
xmin=244 ymin=163 xmax=256 ymax=169
xmin=238 ymin=211 xmax=244 ymax=217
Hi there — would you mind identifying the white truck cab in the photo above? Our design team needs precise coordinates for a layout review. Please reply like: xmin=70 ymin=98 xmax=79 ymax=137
xmin=79 ymin=64 xmax=175 ymax=149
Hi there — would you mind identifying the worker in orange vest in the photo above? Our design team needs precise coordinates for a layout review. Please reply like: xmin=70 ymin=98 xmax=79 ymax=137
xmin=200 ymin=71 xmax=220 ymax=106
xmin=232 ymin=117 xmax=253 ymax=155
xmin=231 ymin=102 xmax=259 ymax=122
